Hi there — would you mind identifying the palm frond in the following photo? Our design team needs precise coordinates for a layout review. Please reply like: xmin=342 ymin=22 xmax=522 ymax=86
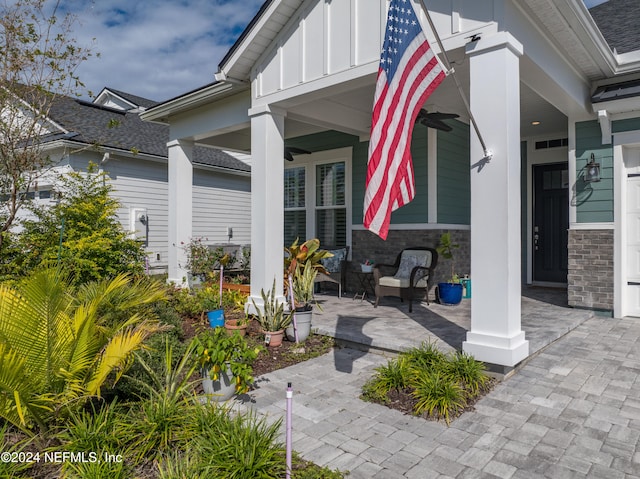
xmin=85 ymin=321 xmax=165 ymax=396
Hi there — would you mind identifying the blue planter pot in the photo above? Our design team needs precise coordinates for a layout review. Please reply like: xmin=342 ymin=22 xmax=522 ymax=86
xmin=437 ymin=283 xmax=463 ymax=306
xmin=207 ymin=309 xmax=225 ymax=328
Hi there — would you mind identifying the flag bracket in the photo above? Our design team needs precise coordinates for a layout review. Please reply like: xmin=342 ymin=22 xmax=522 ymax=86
xmin=418 ymin=0 xmax=492 ymax=161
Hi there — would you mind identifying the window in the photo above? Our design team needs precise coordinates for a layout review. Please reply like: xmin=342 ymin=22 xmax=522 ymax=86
xmin=284 ymin=148 xmax=351 ymax=249
xmin=284 ymin=167 xmax=306 ymax=246
xmin=315 ymin=162 xmax=346 ymax=247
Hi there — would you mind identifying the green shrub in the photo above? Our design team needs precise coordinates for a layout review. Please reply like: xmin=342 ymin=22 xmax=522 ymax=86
xmin=12 ymin=163 xmax=145 ymax=285
xmin=361 ymin=357 xmax=409 ymax=401
xmin=404 ymin=340 xmax=447 ymax=371
xmin=445 ymin=351 xmax=489 ymax=396
xmin=411 ymin=371 xmax=465 ymax=424
xmin=194 ymin=404 xmax=286 ymax=479
xmin=123 ymin=341 xmax=199 ymax=461
xmin=56 ymin=400 xmax=126 ymax=456
xmin=0 ymin=269 xmax=166 ymax=432
xmin=362 ymin=341 xmax=490 ymax=425
xmin=106 ymin=300 xmax=186 ymax=401
xmin=0 ymin=423 xmax=32 ymax=477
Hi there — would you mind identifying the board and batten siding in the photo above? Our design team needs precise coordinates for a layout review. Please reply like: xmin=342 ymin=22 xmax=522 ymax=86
xmin=575 ymin=120 xmax=613 ymax=223
xmin=192 ymin=169 xmax=251 ymax=246
xmin=437 ymin=120 xmax=470 ymax=225
xmin=255 ymin=0 xmax=498 ymax=100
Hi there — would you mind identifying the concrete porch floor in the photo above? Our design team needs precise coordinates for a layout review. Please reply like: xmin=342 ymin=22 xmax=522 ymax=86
xmin=309 ymin=286 xmax=595 ymax=362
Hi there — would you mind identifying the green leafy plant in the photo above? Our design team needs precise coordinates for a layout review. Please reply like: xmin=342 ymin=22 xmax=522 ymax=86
xmin=361 ymin=340 xmax=490 ymax=425
xmin=182 ymin=237 xmax=216 ymax=274
xmin=292 ymin=260 xmax=319 ymax=311
xmin=251 ymin=279 xmax=292 ymax=332
xmin=445 ymin=351 xmax=489 ymax=396
xmin=284 ymin=238 xmax=332 ymax=279
xmin=123 ymin=341 xmax=199 ymax=462
xmin=404 ymin=340 xmax=447 ymax=371
xmin=411 ymin=371 xmax=466 ymax=425
xmin=194 ymin=405 xmax=286 ymax=479
xmin=191 ymin=327 xmax=262 ymax=394
xmin=0 ymin=268 xmax=166 ymax=433
xmin=12 ymin=163 xmax=146 ymax=284
xmin=362 ymin=357 xmax=410 ymax=400
xmin=436 ymin=232 xmax=460 ymax=283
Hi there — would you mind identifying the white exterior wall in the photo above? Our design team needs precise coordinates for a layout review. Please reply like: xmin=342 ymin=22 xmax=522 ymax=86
xmin=254 ymin=0 xmax=498 ymax=100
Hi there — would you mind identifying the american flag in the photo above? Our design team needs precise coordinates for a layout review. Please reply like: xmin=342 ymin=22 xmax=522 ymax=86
xmin=363 ymin=0 xmax=445 ymax=240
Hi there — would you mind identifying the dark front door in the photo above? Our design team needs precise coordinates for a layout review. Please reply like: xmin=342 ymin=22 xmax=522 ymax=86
xmin=533 ymin=163 xmax=569 ymax=283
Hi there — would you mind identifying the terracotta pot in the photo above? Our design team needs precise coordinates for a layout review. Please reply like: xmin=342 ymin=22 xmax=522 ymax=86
xmin=224 ymin=319 xmax=248 ymax=336
xmin=263 ymin=329 xmax=285 ymax=347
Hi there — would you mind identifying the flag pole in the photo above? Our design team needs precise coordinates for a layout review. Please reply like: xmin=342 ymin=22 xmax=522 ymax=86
xmin=417 ymin=0 xmax=492 ymax=160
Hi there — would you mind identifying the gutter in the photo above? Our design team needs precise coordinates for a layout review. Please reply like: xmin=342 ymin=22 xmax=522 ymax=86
xmin=40 ymin=139 xmax=251 ymax=177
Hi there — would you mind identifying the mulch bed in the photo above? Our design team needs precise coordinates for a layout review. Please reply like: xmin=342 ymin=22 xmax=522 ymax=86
xmin=181 ymin=310 xmax=336 ymax=378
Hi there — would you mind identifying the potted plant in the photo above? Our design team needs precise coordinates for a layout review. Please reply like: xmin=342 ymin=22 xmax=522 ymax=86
xmin=251 ymin=280 xmax=292 ymax=347
xmin=197 ymin=286 xmax=224 ymax=327
xmin=224 ymin=314 xmax=250 ymax=337
xmin=436 ymin=232 xmax=463 ymax=306
xmin=191 ymin=327 xmax=262 ymax=401
xmin=286 ymin=261 xmax=317 ymax=342
xmin=182 ymin=237 xmax=215 ymax=286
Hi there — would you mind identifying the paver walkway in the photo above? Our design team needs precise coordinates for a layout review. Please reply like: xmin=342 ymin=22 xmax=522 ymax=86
xmin=236 ymin=316 xmax=640 ymax=478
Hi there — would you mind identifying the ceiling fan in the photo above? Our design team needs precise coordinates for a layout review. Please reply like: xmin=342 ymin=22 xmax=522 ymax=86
xmin=415 ymin=109 xmax=459 ymax=132
xmin=284 ymin=146 xmax=311 ymax=162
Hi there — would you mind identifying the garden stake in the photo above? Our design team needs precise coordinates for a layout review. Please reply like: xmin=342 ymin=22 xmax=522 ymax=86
xmin=286 ymin=382 xmax=293 ymax=479
xmin=287 ymin=274 xmax=299 ymax=342
xmin=219 ymin=265 xmax=224 ymax=304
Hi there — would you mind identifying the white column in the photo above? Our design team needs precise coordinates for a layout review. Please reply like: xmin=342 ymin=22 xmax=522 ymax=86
xmin=462 ymin=33 xmax=529 ymax=367
xmin=247 ymin=105 xmax=286 ymax=311
xmin=167 ymin=139 xmax=193 ymax=285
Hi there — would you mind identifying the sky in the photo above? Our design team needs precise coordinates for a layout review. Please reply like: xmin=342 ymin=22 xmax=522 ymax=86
xmin=59 ymin=0 xmax=264 ymax=102
xmin=59 ymin=0 xmax=606 ymax=103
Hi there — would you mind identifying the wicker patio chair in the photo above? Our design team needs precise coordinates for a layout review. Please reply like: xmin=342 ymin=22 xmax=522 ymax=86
xmin=373 ymin=247 xmax=438 ymax=312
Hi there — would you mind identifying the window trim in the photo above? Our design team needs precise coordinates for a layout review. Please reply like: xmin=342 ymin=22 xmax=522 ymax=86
xmin=284 ymin=147 xmax=352 ymax=251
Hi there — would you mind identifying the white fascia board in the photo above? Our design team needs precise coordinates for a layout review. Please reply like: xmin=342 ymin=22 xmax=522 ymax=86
xmin=140 ymin=82 xmax=248 ymax=124
xmin=592 ymin=97 xmax=640 ymax=116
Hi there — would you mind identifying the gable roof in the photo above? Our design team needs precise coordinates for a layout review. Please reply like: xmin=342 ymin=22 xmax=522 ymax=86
xmin=589 ymin=0 xmax=640 ymax=55
xmin=96 ymin=87 xmax=161 ymax=110
xmin=44 ymin=91 xmax=250 ymax=173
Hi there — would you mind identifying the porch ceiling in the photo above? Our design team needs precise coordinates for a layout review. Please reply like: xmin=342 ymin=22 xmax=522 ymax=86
xmin=199 ymin=49 xmax=568 ymax=152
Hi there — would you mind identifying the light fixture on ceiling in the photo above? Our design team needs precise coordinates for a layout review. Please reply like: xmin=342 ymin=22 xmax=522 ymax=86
xmin=531 ymin=121 xmax=541 ymax=126
xmin=585 ymin=153 xmax=601 ymax=183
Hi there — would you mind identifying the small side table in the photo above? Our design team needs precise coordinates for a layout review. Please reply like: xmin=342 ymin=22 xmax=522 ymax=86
xmin=354 ymin=271 xmax=375 ymax=301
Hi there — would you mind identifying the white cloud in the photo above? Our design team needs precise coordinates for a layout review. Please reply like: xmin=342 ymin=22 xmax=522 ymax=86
xmin=64 ymin=0 xmax=264 ymax=101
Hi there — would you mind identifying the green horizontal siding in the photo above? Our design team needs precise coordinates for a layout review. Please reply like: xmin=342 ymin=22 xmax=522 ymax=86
xmin=437 ymin=120 xmax=470 ymax=224
xmin=612 ymin=117 xmax=640 ymax=133
xmin=289 ymin=128 xmax=430 ymax=225
xmin=388 ymin=126 xmax=428 ymax=224
xmin=575 ymin=120 xmax=613 ymax=223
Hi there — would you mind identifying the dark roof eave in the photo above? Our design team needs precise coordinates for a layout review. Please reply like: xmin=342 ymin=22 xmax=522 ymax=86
xmin=592 ymin=78 xmax=640 ymax=103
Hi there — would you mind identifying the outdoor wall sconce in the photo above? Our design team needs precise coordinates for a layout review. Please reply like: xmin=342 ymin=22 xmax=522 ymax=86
xmin=585 ymin=153 xmax=601 ymax=182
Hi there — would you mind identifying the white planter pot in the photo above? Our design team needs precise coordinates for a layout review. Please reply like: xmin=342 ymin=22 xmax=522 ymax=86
xmin=202 ymin=365 xmax=235 ymax=401
xmin=285 ymin=310 xmax=312 ymax=342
